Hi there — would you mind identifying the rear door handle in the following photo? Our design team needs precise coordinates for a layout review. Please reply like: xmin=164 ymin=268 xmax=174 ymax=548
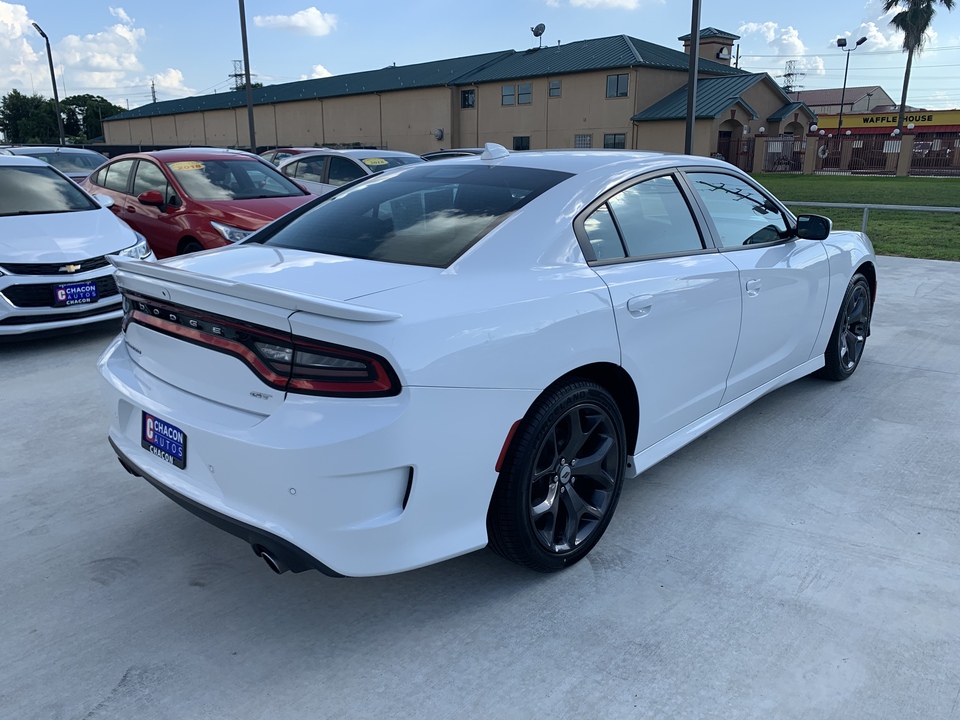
xmin=745 ymin=279 xmax=762 ymax=297
xmin=626 ymin=295 xmax=653 ymax=317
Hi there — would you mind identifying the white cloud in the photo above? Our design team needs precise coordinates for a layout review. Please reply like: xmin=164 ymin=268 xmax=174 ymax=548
xmin=0 ymin=2 xmax=43 ymax=91
xmin=254 ymin=7 xmax=337 ymax=36
xmin=152 ymin=68 xmax=194 ymax=96
xmin=109 ymin=7 xmax=132 ymax=25
xmin=738 ymin=21 xmax=825 ymax=78
xmin=298 ymin=64 xmax=334 ymax=81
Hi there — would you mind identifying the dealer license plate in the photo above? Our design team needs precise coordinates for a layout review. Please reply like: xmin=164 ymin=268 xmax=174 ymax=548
xmin=54 ymin=281 xmax=99 ymax=307
xmin=141 ymin=412 xmax=187 ymax=469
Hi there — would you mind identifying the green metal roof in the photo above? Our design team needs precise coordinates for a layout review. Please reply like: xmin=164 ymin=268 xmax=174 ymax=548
xmin=678 ymin=27 xmax=741 ymax=41
xmin=105 ymin=34 xmax=746 ymax=123
xmin=631 ymin=74 xmax=767 ymax=122
xmin=105 ymin=50 xmax=512 ymax=122
xmin=460 ymin=34 xmax=745 ymax=84
xmin=766 ymin=101 xmax=817 ymax=123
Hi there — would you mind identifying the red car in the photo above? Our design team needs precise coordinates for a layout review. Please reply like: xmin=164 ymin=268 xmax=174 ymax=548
xmin=82 ymin=149 xmax=315 ymax=258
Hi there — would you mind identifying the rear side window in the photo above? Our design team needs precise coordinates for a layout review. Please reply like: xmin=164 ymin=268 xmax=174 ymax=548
xmin=102 ymin=159 xmax=135 ymax=193
xmin=255 ymin=165 xmax=572 ymax=268
xmin=328 ymin=157 xmax=366 ymax=186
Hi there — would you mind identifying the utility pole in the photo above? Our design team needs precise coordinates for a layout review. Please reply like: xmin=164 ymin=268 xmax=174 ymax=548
xmin=238 ymin=0 xmax=257 ymax=152
xmin=151 ymin=80 xmax=157 ymax=104
xmin=684 ymin=0 xmax=701 ymax=155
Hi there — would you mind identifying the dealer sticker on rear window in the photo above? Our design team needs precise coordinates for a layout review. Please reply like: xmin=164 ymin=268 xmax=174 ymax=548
xmin=141 ymin=412 xmax=187 ymax=469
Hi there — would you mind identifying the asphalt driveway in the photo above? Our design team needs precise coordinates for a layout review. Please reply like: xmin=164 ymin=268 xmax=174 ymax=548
xmin=1 ymin=255 xmax=958 ymax=719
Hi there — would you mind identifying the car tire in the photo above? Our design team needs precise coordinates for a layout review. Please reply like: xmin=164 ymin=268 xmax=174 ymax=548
xmin=819 ymin=273 xmax=871 ymax=381
xmin=179 ymin=239 xmax=204 ymax=255
xmin=487 ymin=379 xmax=626 ymax=572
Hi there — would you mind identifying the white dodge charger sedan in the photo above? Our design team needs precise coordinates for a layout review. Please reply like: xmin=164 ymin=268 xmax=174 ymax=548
xmin=98 ymin=145 xmax=875 ymax=577
xmin=0 ymin=156 xmax=153 ymax=336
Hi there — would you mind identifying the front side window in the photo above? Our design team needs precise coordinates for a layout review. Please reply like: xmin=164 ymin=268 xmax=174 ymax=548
xmin=513 ymin=136 xmax=530 ymax=151
xmin=518 ymin=83 xmax=532 ymax=105
xmin=685 ymin=172 xmax=789 ymax=248
xmin=549 ymin=80 xmax=561 ymax=98
xmin=601 ymin=175 xmax=704 ymax=258
xmin=502 ymin=85 xmax=515 ymax=106
xmin=132 ymin=161 xmax=173 ymax=202
xmin=166 ymin=158 xmax=307 ymax=200
xmin=606 ymin=73 xmax=629 ymax=98
xmin=603 ymin=133 xmax=626 ymax=149
xmin=254 ymin=164 xmax=572 ymax=268
xmin=102 ymin=159 xmax=136 ymax=193
xmin=0 ymin=165 xmax=98 ymax=216
xmin=461 ymin=89 xmax=476 ymax=109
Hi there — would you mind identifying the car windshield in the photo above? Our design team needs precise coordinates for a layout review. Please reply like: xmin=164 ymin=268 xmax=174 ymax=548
xmin=14 ymin=150 xmax=104 ymax=173
xmin=0 ymin=165 xmax=99 ymax=216
xmin=165 ymin=158 xmax=307 ymax=201
xmin=356 ymin=156 xmax=425 ymax=172
xmin=253 ymin=164 xmax=571 ymax=268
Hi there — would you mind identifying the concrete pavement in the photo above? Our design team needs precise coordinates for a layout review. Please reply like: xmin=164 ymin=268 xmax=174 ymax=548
xmin=1 ymin=255 xmax=958 ymax=719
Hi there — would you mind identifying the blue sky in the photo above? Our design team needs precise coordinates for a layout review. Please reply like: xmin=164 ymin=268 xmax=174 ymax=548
xmin=2 ymin=0 xmax=959 ymax=110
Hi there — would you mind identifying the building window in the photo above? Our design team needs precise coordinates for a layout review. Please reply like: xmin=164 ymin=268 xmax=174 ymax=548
xmin=502 ymin=85 xmax=515 ymax=106
xmin=517 ymin=83 xmax=532 ymax=105
xmin=513 ymin=136 xmax=530 ymax=151
xmin=574 ymin=134 xmax=593 ymax=148
xmin=604 ymin=133 xmax=626 ymax=149
xmin=606 ymin=73 xmax=628 ymax=98
xmin=461 ymin=89 xmax=475 ymax=109
xmin=549 ymin=80 xmax=561 ymax=98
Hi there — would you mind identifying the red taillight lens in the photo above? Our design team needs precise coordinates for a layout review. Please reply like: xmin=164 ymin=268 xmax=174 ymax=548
xmin=124 ymin=292 xmax=400 ymax=397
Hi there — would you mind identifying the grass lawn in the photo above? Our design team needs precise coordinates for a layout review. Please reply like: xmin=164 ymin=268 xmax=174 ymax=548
xmin=750 ymin=174 xmax=960 ymax=261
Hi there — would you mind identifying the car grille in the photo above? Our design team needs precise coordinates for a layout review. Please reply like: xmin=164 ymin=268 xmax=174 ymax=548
xmin=1 ymin=276 xmax=119 ymax=308
xmin=0 ymin=256 xmax=111 ymax=275
xmin=0 ymin=303 xmax=121 ymax=326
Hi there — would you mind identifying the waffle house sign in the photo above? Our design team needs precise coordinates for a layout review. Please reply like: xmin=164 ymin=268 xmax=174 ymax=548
xmin=816 ymin=110 xmax=960 ymax=132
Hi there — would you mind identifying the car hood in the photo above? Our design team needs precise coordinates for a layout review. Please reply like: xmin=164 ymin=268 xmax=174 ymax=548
xmin=197 ymin=196 xmax=316 ymax=230
xmin=0 ymin=207 xmax=137 ymax=263
xmin=159 ymin=243 xmax=438 ymax=302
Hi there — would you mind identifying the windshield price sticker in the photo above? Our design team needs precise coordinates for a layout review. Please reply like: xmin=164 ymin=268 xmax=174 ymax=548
xmin=362 ymin=158 xmax=389 ymax=166
xmin=141 ymin=412 xmax=187 ymax=469
xmin=169 ymin=161 xmax=205 ymax=171
xmin=54 ymin=281 xmax=98 ymax=306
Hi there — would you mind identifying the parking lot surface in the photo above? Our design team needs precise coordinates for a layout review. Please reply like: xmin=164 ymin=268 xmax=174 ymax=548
xmin=2 ymin=255 xmax=959 ymax=719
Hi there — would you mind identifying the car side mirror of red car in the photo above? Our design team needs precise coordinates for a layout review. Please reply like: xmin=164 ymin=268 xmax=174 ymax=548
xmin=138 ymin=190 xmax=166 ymax=208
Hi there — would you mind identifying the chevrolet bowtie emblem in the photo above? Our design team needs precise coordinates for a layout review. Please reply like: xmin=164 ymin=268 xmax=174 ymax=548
xmin=59 ymin=264 xmax=82 ymax=273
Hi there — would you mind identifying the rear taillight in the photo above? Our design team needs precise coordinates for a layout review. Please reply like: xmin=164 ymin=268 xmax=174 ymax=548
xmin=123 ymin=292 xmax=399 ymax=397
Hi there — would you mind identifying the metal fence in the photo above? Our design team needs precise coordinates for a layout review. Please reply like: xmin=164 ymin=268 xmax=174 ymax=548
xmin=814 ymin=136 xmax=900 ymax=176
xmin=910 ymin=132 xmax=960 ymax=177
xmin=717 ymin=134 xmax=755 ymax=172
xmin=780 ymin=200 xmax=960 ymax=234
xmin=760 ymin=136 xmax=805 ymax=173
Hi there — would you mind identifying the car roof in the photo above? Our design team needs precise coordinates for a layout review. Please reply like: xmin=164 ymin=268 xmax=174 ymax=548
xmin=111 ymin=148 xmax=262 ymax=162
xmin=0 ymin=155 xmax=51 ymax=167
xmin=291 ymin=148 xmax=422 ymax=160
xmin=5 ymin=146 xmax=104 ymax=156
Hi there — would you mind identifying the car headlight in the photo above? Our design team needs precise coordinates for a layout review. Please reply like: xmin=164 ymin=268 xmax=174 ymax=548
xmin=211 ymin=221 xmax=254 ymax=243
xmin=117 ymin=233 xmax=153 ymax=260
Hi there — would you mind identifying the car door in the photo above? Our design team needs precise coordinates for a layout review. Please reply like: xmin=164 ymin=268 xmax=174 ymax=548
xmin=88 ymin=158 xmax=137 ymax=219
xmin=580 ymin=172 xmax=742 ymax=452
xmin=282 ymin=156 xmax=330 ymax=195
xmin=683 ymin=170 xmax=830 ymax=403
xmin=124 ymin=159 xmax=182 ymax=258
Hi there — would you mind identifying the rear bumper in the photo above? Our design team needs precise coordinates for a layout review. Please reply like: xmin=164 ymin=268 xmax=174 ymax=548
xmin=99 ymin=335 xmax=537 ymax=577
xmin=110 ymin=437 xmax=343 ymax=577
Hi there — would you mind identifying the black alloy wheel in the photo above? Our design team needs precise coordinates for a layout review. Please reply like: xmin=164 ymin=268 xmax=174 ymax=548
xmin=820 ymin=273 xmax=871 ymax=381
xmin=488 ymin=379 xmax=626 ymax=572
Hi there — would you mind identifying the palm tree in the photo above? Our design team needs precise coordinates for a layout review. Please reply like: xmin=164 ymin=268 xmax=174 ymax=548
xmin=882 ymin=0 xmax=956 ymax=131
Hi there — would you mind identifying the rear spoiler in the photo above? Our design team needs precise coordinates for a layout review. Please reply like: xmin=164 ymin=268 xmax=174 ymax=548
xmin=108 ymin=255 xmax=401 ymax=323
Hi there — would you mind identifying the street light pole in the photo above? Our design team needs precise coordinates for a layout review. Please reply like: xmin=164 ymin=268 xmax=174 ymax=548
xmin=836 ymin=36 xmax=867 ymax=139
xmin=31 ymin=22 xmax=66 ymax=146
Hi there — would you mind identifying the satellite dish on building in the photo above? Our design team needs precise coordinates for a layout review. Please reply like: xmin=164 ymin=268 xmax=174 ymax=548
xmin=531 ymin=23 xmax=546 ymax=48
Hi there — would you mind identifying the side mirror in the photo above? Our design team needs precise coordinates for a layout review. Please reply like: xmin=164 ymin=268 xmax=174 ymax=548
xmin=796 ymin=214 xmax=832 ymax=241
xmin=138 ymin=190 xmax=165 ymax=208
xmin=92 ymin=193 xmax=114 ymax=209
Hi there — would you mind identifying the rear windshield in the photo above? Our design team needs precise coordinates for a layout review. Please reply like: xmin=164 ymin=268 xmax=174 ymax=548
xmin=166 ymin=158 xmax=308 ymax=201
xmin=253 ymin=164 xmax=572 ymax=267
xmin=357 ymin=156 xmax=425 ymax=171
xmin=0 ymin=165 xmax=98 ymax=216
xmin=12 ymin=149 xmax=104 ymax=173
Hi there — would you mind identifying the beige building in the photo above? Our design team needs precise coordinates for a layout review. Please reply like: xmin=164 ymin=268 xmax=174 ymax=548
xmin=103 ymin=29 xmax=816 ymax=166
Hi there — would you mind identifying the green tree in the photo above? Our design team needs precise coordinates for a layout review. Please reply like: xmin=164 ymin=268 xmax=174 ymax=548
xmin=883 ymin=0 xmax=956 ymax=131
xmin=0 ymin=89 xmax=57 ymax=143
xmin=61 ymin=95 xmax=126 ymax=142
